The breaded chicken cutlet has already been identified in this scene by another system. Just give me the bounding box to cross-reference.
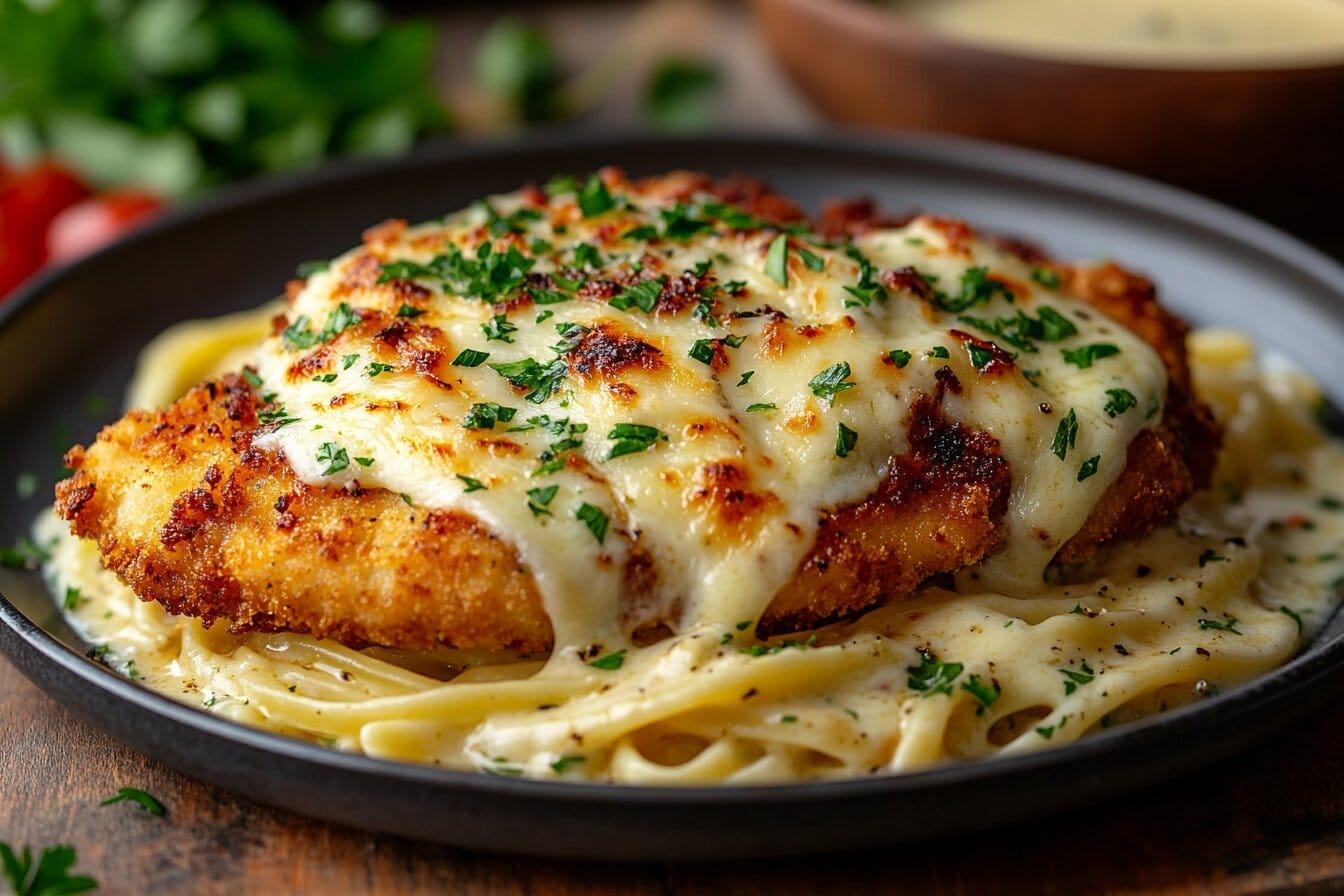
[56,171,1219,653]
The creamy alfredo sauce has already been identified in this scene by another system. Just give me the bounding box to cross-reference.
[247,177,1161,653]
[896,0,1344,68]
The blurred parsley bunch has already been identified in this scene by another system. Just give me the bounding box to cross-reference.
[0,0,449,197]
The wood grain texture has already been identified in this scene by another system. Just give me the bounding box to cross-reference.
[4,655,1344,895]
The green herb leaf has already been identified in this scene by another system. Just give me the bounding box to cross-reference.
[100,787,165,817]
[1062,343,1121,369]
[609,277,666,313]
[549,754,587,774]
[936,266,1013,312]
[1198,615,1242,635]
[457,474,487,493]
[396,304,424,319]
[643,58,721,130]
[960,674,1000,714]
[577,174,616,217]
[887,349,911,369]
[482,313,518,343]
[575,503,609,544]
[607,423,665,459]
[746,403,777,412]
[526,484,559,516]
[316,442,349,476]
[808,362,856,404]
[1031,267,1062,289]
[1059,662,1094,695]
[798,247,826,271]
[907,649,964,697]
[1077,455,1101,481]
[588,649,626,670]
[296,259,329,278]
[764,234,789,287]
[1051,408,1078,460]
[0,842,97,896]
[737,370,755,386]
[1104,388,1138,417]
[489,357,567,403]
[835,422,858,458]
[462,402,519,430]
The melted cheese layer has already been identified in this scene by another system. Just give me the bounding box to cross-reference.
[244,180,1164,650]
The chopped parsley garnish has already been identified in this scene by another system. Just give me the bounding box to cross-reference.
[966,343,996,370]
[658,204,714,240]
[622,224,658,241]
[282,302,361,351]
[572,243,603,269]
[396,303,425,319]
[1318,495,1343,512]
[62,588,83,611]
[366,362,396,377]
[1036,725,1055,740]
[550,755,587,774]
[482,313,518,343]
[0,842,97,895]
[1199,549,1228,567]
[577,174,617,217]
[457,474,487,493]
[808,362,856,404]
[526,484,559,516]
[928,345,950,359]
[588,649,626,670]
[342,354,360,370]
[936,266,1013,312]
[907,650,964,697]
[482,203,543,237]
[746,403,777,412]
[738,370,755,386]
[242,368,264,387]
[798,247,826,271]
[575,503,609,544]
[462,402,518,430]
[607,423,665,459]
[311,373,337,383]
[1062,343,1121,369]
[1031,267,1062,289]
[688,335,745,366]
[835,422,858,458]
[451,349,490,368]
[354,457,375,467]
[1051,408,1078,460]
[489,357,567,403]
[379,242,535,303]
[841,246,886,307]
[316,442,349,476]
[1104,388,1138,417]
[101,787,165,816]
[1059,662,1094,695]
[296,259,329,278]
[530,287,572,306]
[1281,606,1305,633]
[1198,615,1242,635]
[1077,455,1101,481]
[888,349,911,368]
[764,234,790,286]
[960,674,1000,714]
[609,277,666,313]
[958,306,1076,352]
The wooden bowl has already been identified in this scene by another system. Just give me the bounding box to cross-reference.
[750,0,1344,212]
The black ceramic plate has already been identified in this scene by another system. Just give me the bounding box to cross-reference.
[2,133,1343,861]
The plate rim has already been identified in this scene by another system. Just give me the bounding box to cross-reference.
[3,127,1343,840]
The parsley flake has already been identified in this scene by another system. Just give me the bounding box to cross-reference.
[808,362,856,404]
[588,649,626,670]
[100,787,166,817]
[1059,662,1095,695]
[1052,408,1078,460]
[888,349,911,368]
[835,422,858,458]
[451,349,490,368]
[457,475,487,493]
[1062,343,1121,369]
[1198,615,1242,635]
[1077,455,1101,481]
[607,423,665,459]
[316,442,349,476]
[960,674,1000,714]
[575,503,609,544]
[526,484,559,516]
[906,649,963,697]
[764,234,789,287]
[1104,388,1138,417]
[462,402,518,430]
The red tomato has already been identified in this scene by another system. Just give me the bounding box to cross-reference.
[46,191,164,265]
[1,160,89,299]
